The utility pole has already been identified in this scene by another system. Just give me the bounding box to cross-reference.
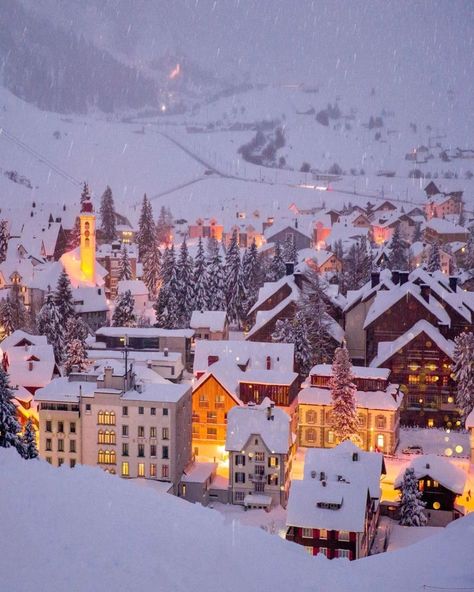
[121,334,129,392]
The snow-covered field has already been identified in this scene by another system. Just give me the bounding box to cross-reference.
[398,427,470,459]
[2,448,474,592]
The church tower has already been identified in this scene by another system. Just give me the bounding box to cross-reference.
[79,199,96,283]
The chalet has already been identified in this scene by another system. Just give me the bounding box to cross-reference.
[72,287,108,332]
[238,369,299,407]
[188,218,223,242]
[286,442,384,559]
[190,311,229,341]
[425,194,463,220]
[264,219,313,251]
[394,455,466,525]
[373,200,397,214]
[298,248,342,274]
[226,399,294,508]
[370,214,397,245]
[313,214,333,247]
[223,222,263,248]
[370,320,457,427]
[96,242,138,299]
[298,365,402,454]
[424,218,469,245]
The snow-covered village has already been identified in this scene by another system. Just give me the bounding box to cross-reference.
[1,2,474,591]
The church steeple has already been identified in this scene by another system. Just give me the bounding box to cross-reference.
[79,199,96,282]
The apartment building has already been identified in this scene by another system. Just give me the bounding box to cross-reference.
[35,360,192,492]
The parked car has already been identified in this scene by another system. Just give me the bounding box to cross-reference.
[402,445,423,455]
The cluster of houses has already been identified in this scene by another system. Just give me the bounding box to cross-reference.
[1,179,474,561]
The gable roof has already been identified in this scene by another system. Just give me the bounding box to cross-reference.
[394,455,466,495]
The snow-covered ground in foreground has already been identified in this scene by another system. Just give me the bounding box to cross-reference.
[2,449,474,592]
[386,520,444,552]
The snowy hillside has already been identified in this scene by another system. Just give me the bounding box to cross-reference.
[1,449,473,592]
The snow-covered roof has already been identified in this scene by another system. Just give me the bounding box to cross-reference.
[35,377,96,403]
[226,398,292,454]
[190,310,228,332]
[193,361,243,399]
[122,382,190,403]
[303,441,385,500]
[193,340,294,374]
[286,478,369,532]
[60,248,107,288]
[364,283,451,329]
[370,320,455,367]
[263,218,313,240]
[425,218,468,235]
[72,287,108,313]
[394,455,466,495]
[0,330,47,350]
[309,364,390,381]
[181,462,217,483]
[248,275,296,316]
[96,326,194,339]
[298,385,402,411]
[5,344,57,388]
[343,268,395,312]
[117,279,149,297]
[238,369,299,385]
[86,348,183,364]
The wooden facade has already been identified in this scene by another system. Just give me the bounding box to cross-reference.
[310,374,388,392]
[239,378,299,406]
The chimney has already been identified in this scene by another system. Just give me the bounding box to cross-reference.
[391,270,400,285]
[267,405,273,421]
[399,271,409,285]
[285,262,295,276]
[164,347,169,357]
[103,366,113,388]
[420,283,431,302]
[28,361,33,371]
[352,452,359,462]
[266,356,271,370]
[371,271,380,288]
[98,288,102,295]
[449,276,458,293]
[322,480,327,487]
[311,470,317,479]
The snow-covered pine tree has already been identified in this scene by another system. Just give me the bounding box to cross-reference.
[0,367,21,449]
[293,311,312,376]
[224,230,242,325]
[329,343,361,445]
[65,316,89,343]
[154,245,175,324]
[239,240,260,321]
[0,297,15,336]
[64,338,88,374]
[157,266,181,329]
[80,182,91,204]
[464,226,474,275]
[272,318,295,344]
[207,246,227,312]
[176,238,195,326]
[99,185,116,242]
[344,237,372,290]
[142,233,161,299]
[283,234,298,265]
[399,467,427,526]
[413,221,423,243]
[118,244,132,281]
[267,241,286,282]
[20,418,39,459]
[54,269,75,326]
[0,219,9,264]
[206,235,220,259]
[112,290,136,327]
[427,240,441,273]
[67,216,81,251]
[137,194,155,259]
[193,237,209,312]
[298,270,335,364]
[453,331,474,420]
[37,293,65,364]
[9,285,28,332]
[388,225,408,271]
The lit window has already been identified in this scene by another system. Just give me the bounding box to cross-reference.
[327,431,335,444]
[306,410,317,424]
[268,456,278,468]
[302,528,313,538]
[255,452,265,462]
[338,531,350,541]
[150,464,157,478]
[319,529,328,540]
[161,465,169,479]
[138,463,145,477]
[306,428,316,443]
[121,462,129,477]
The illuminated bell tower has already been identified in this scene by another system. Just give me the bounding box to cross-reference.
[80,199,96,283]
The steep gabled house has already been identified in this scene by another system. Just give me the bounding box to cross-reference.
[190,311,229,341]
[424,218,469,245]
[264,219,313,251]
[286,442,385,559]
[226,399,294,508]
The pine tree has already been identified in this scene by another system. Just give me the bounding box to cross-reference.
[0,297,15,336]
[64,338,88,374]
[142,234,161,299]
[112,290,136,327]
[399,468,427,526]
[37,293,65,364]
[388,226,409,271]
[55,269,75,326]
[298,270,335,364]
[224,230,242,325]
[20,418,39,459]
[272,318,294,344]
[80,182,91,204]
[193,238,209,312]
[293,311,312,375]
[137,194,155,259]
[0,219,9,264]
[65,316,89,343]
[99,185,116,242]
[118,245,132,281]
[154,245,176,324]
[207,247,227,311]
[239,240,260,321]
[413,221,423,243]
[267,241,286,282]
[464,226,474,275]
[156,205,173,245]
[67,216,81,251]
[283,234,298,265]
[176,238,195,326]
[0,367,21,450]
[344,237,372,290]
[9,286,28,332]
[330,343,361,445]
[427,240,441,273]
[453,332,474,420]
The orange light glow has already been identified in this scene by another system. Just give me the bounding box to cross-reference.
[169,63,181,80]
